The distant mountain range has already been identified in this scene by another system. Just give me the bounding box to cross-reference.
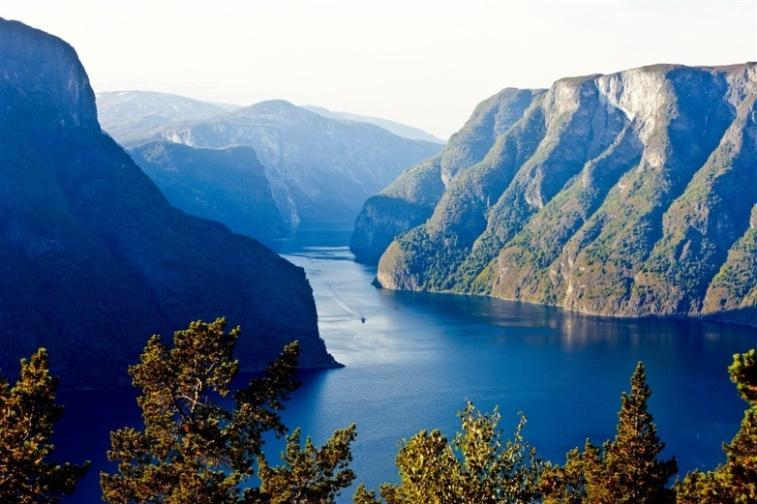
[96,91,238,144]
[353,63,757,326]
[302,105,445,144]
[97,91,443,237]
[0,18,337,388]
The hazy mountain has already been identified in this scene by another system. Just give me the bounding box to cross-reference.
[0,18,336,388]
[129,141,287,239]
[354,63,757,326]
[97,93,443,231]
[96,90,238,144]
[303,105,445,143]
[155,100,444,228]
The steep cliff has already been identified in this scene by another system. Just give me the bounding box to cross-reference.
[367,63,757,325]
[129,141,287,239]
[351,88,538,262]
[0,19,336,388]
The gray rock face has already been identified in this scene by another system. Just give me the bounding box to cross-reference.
[129,141,287,239]
[365,63,757,326]
[97,93,443,232]
[0,19,337,389]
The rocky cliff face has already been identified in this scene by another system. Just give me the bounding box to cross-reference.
[0,19,336,388]
[350,88,538,262]
[362,63,757,325]
[129,141,287,239]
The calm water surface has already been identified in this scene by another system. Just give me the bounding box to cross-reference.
[57,227,757,502]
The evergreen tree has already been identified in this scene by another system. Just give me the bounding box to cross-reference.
[677,349,757,503]
[542,362,677,504]
[602,362,677,503]
[354,402,544,503]
[100,318,356,504]
[0,349,89,503]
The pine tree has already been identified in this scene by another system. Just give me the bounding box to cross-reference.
[0,348,89,503]
[677,349,757,503]
[601,362,677,503]
[542,362,676,504]
[100,318,356,503]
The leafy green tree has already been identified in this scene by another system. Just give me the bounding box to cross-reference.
[540,441,599,504]
[0,348,89,503]
[257,425,357,503]
[354,402,544,503]
[542,362,677,503]
[101,318,355,504]
[677,349,757,503]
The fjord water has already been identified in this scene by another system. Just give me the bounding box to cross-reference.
[57,226,756,502]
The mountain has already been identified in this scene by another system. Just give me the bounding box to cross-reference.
[354,63,757,326]
[96,90,238,144]
[303,105,445,144]
[97,93,443,231]
[129,141,287,239]
[350,88,537,263]
[0,18,337,388]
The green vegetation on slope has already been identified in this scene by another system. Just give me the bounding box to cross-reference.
[351,88,539,263]
[369,63,757,326]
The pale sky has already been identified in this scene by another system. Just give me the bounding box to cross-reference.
[3,0,756,138]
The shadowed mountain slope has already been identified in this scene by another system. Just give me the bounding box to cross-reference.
[0,18,337,388]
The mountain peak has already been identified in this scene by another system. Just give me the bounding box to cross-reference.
[243,99,301,114]
[0,18,98,131]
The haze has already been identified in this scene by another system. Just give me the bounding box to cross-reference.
[3,0,756,138]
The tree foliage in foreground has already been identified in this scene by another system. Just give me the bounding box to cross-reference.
[3,320,754,504]
[676,349,757,503]
[0,348,89,503]
[541,362,677,503]
[100,317,356,504]
[353,402,545,504]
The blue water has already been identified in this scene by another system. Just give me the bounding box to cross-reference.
[56,227,756,502]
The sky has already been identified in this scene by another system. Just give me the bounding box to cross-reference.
[3,0,756,139]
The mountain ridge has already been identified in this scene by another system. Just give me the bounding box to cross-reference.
[353,62,757,326]
[97,92,443,232]
[303,104,445,144]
